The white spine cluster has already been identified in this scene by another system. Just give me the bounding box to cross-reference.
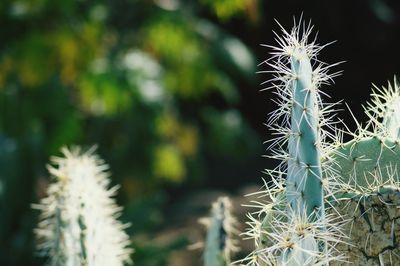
[365,77,400,139]
[34,147,132,266]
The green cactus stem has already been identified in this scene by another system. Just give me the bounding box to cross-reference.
[241,19,344,266]
[325,80,400,265]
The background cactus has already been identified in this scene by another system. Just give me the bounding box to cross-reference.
[200,197,238,266]
[33,147,132,266]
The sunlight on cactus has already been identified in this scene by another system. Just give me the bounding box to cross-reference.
[33,147,133,266]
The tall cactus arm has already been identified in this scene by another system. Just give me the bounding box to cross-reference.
[287,43,324,218]
[201,197,238,266]
[239,19,344,266]
[262,19,340,220]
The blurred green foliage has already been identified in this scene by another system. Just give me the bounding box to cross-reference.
[0,0,260,265]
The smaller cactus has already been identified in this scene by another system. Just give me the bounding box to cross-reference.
[200,197,239,266]
[33,146,132,266]
[365,77,400,139]
[328,78,400,190]
[326,79,400,265]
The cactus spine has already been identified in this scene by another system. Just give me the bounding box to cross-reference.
[33,147,132,266]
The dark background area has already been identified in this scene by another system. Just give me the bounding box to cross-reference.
[0,0,399,265]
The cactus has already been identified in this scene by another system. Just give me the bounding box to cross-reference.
[284,21,324,218]
[366,77,400,139]
[241,20,344,265]
[328,78,400,190]
[329,136,400,189]
[243,56,400,265]
[329,185,400,265]
[33,147,132,266]
[241,19,400,266]
[325,79,400,265]
[200,197,239,266]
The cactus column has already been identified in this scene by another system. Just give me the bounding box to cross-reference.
[327,79,400,265]
[201,197,238,266]
[286,45,324,220]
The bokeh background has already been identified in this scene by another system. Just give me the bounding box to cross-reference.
[1,0,400,265]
